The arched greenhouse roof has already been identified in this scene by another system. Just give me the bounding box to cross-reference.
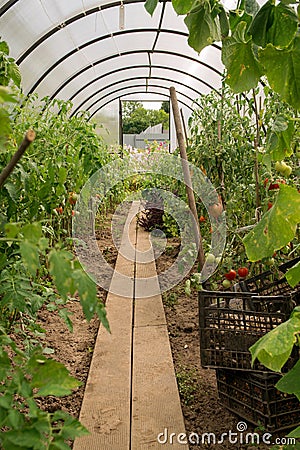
[0,0,227,116]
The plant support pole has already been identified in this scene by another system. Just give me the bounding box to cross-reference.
[170,86,205,271]
[0,129,36,188]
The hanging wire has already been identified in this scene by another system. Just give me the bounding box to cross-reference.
[98,6,121,56]
[39,0,56,25]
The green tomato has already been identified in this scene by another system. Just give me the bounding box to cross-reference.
[205,253,215,264]
[222,279,231,289]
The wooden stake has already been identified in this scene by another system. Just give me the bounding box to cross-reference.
[169,86,205,271]
[0,130,36,188]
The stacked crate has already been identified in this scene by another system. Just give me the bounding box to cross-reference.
[198,258,300,431]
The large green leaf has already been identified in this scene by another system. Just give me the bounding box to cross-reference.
[72,269,98,322]
[244,184,300,261]
[260,35,300,110]
[287,426,300,439]
[250,307,300,372]
[264,115,295,162]
[222,22,262,92]
[172,0,194,15]
[2,429,42,448]
[275,359,300,400]
[286,261,300,288]
[48,250,74,300]
[20,241,40,277]
[28,355,81,397]
[144,0,158,16]
[184,1,221,54]
[250,1,298,48]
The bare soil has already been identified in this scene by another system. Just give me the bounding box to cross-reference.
[36,218,297,450]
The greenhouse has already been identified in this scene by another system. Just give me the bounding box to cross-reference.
[0,0,300,449]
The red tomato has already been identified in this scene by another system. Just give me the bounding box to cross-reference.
[225,269,237,281]
[268,183,280,190]
[199,215,206,222]
[238,267,249,278]
[55,206,63,214]
[267,202,273,210]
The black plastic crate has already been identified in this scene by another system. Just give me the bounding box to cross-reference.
[216,368,300,432]
[198,289,298,371]
[238,257,300,303]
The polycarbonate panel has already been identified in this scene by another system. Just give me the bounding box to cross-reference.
[58,52,151,101]
[0,0,227,114]
[93,99,119,147]
[71,67,152,113]
[82,78,148,112]
[89,86,193,117]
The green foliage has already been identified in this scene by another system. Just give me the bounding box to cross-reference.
[184,1,221,54]
[0,336,89,449]
[222,22,262,92]
[0,47,114,448]
[244,185,300,260]
[250,307,300,372]
[0,39,21,88]
[122,101,169,134]
[144,0,300,108]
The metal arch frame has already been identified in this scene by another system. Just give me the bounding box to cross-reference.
[97,90,171,115]
[0,0,159,19]
[4,0,221,66]
[43,48,222,102]
[69,64,219,106]
[86,84,197,119]
[27,30,223,96]
[71,75,203,117]
[89,90,192,121]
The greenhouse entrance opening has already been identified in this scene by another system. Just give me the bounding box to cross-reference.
[121,99,170,152]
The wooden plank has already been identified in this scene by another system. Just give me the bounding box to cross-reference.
[73,203,138,450]
[131,324,188,449]
[131,226,188,449]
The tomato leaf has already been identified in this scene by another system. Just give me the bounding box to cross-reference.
[48,249,74,300]
[244,185,300,261]
[28,355,81,397]
[184,1,221,54]
[19,241,40,277]
[249,307,300,372]
[222,22,262,93]
[259,35,300,110]
[72,269,98,322]
[250,1,298,48]
[172,0,194,15]
[264,115,295,162]
[275,359,300,400]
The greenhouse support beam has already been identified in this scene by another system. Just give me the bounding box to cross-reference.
[170,86,205,271]
[0,130,35,189]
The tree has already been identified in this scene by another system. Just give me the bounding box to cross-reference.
[122,101,143,119]
[161,101,170,114]
[122,103,169,134]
